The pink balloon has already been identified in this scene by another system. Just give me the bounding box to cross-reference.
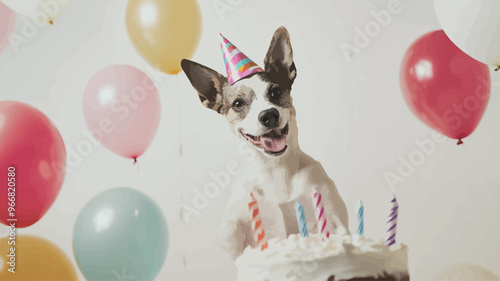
[0,2,16,54]
[83,65,161,161]
[0,101,66,227]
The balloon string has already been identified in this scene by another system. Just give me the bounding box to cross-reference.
[133,158,141,172]
[457,139,464,145]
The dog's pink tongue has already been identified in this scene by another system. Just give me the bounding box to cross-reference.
[261,134,286,152]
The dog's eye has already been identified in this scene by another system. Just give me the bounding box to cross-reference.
[232,99,245,111]
[270,87,281,98]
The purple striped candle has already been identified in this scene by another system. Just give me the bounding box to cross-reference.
[385,196,398,247]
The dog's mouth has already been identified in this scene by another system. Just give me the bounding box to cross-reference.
[240,124,289,156]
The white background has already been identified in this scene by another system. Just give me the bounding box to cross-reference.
[1,0,500,280]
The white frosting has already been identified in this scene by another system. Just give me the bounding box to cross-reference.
[235,234,408,281]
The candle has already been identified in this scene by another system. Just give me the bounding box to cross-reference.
[385,196,398,247]
[356,200,364,235]
[248,192,268,251]
[295,201,308,237]
[311,187,334,238]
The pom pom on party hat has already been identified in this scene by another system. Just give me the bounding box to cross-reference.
[220,33,264,85]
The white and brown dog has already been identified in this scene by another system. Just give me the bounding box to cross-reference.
[181,27,349,259]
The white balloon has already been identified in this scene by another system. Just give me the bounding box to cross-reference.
[436,264,500,281]
[1,0,71,24]
[434,0,500,66]
[1,0,38,18]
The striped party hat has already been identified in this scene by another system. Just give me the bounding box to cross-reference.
[220,33,264,85]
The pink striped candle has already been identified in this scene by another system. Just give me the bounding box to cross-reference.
[311,187,334,238]
[248,192,268,251]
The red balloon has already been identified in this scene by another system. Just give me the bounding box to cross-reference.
[0,101,66,227]
[400,30,491,144]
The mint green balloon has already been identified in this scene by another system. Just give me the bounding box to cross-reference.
[73,187,168,281]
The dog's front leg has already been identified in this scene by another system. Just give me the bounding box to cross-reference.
[316,182,350,235]
[218,214,253,260]
[279,201,300,236]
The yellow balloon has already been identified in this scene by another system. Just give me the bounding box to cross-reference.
[0,235,78,280]
[126,0,202,75]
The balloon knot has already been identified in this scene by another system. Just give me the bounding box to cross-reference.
[133,157,138,165]
[495,66,500,71]
[457,139,464,145]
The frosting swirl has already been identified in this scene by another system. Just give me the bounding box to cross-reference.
[236,234,409,281]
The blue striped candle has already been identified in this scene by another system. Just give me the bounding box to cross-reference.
[356,200,364,235]
[295,201,308,237]
[385,196,398,247]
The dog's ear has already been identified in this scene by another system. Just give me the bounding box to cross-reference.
[264,26,297,85]
[181,59,228,113]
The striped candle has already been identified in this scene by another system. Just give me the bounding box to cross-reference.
[311,188,334,238]
[356,200,364,235]
[248,192,268,251]
[295,201,308,237]
[385,196,398,247]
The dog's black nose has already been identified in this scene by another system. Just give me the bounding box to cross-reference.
[259,108,280,128]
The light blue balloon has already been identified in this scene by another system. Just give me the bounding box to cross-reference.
[73,187,168,281]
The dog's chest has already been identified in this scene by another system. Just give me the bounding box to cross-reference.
[247,167,318,238]
[250,165,309,204]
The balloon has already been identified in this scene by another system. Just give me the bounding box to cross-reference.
[73,187,168,281]
[436,264,500,281]
[434,0,500,67]
[0,1,16,54]
[1,0,71,25]
[400,30,491,144]
[0,235,78,280]
[0,101,66,227]
[125,0,202,74]
[82,64,161,161]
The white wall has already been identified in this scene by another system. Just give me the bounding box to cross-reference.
[1,0,499,280]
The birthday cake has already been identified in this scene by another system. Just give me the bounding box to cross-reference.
[236,196,409,281]
[235,234,409,281]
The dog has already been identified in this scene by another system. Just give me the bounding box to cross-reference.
[181,26,349,259]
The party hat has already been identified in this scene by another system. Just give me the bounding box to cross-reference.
[220,33,264,85]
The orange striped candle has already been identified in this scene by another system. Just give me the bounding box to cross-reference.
[248,192,268,251]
